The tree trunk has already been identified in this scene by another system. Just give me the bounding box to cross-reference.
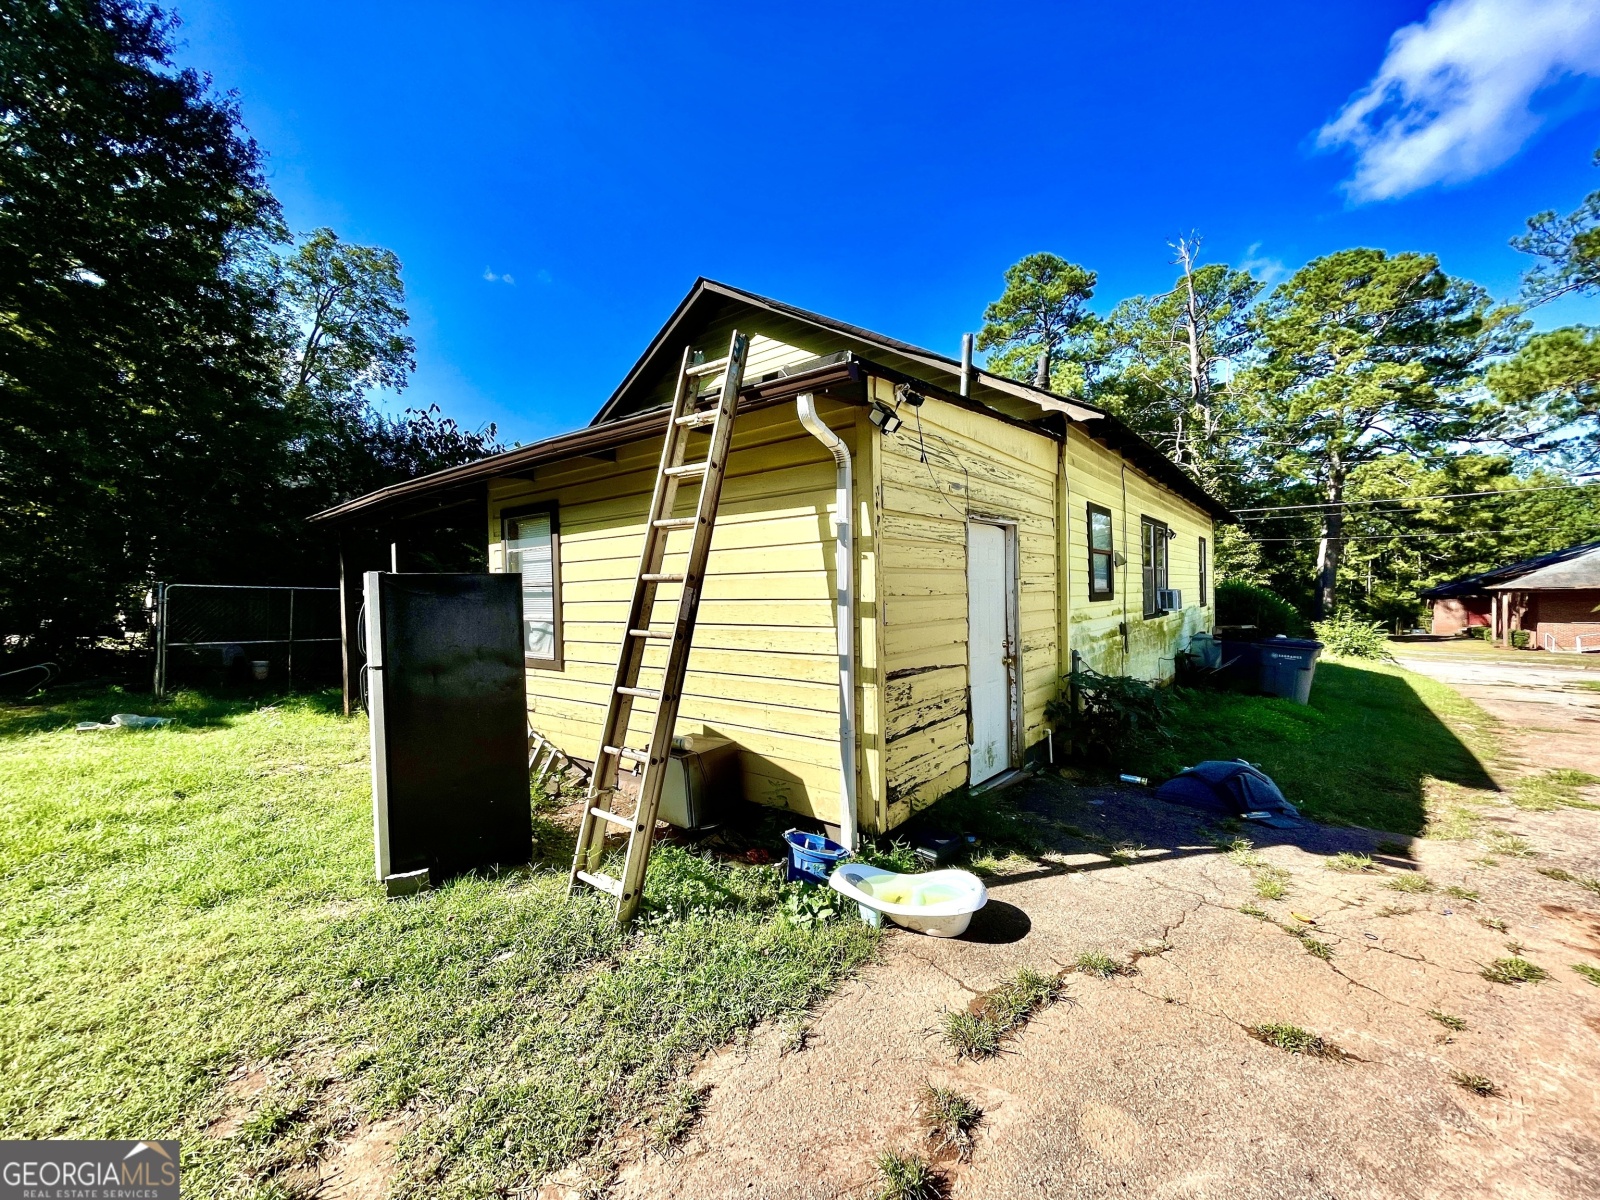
[1314,469,1345,619]
[1176,237,1208,465]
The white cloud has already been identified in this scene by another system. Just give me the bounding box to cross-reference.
[1238,243,1288,284]
[482,267,515,284]
[1317,0,1600,202]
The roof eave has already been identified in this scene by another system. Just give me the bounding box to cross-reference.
[310,358,865,527]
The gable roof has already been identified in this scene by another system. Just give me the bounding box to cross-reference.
[311,279,1232,527]
[592,277,1105,427]
[1421,541,1600,598]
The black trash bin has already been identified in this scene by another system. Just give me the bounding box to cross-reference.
[1215,638,1260,688]
[1257,636,1322,704]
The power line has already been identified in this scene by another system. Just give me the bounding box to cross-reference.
[1233,478,1600,516]
[1247,525,1600,544]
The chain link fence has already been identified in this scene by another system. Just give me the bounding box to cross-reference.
[153,583,342,697]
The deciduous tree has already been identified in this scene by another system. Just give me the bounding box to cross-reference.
[0,0,285,650]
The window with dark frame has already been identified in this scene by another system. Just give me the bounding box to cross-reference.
[502,504,563,670]
[1087,503,1114,600]
[1198,535,1208,607]
[1141,516,1170,618]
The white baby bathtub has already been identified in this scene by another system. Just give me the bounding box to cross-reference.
[827,863,988,937]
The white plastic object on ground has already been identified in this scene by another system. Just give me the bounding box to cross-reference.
[828,863,988,937]
[75,713,173,732]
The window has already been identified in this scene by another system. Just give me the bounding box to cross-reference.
[503,504,562,669]
[1087,503,1115,601]
[1198,536,1208,607]
[1141,517,1170,618]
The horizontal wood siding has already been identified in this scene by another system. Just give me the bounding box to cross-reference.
[489,400,858,823]
[872,380,1062,827]
[1063,424,1215,681]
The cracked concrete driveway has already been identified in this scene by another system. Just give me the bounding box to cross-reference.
[609,669,1600,1200]
[1391,640,1600,778]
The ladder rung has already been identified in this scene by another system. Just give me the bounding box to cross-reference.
[685,356,729,377]
[653,516,698,529]
[603,744,651,764]
[628,628,672,640]
[674,410,718,428]
[663,461,709,479]
[576,870,623,898]
[641,572,684,583]
[616,685,660,699]
[589,806,634,829]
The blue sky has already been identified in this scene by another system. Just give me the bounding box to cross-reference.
[175,0,1600,445]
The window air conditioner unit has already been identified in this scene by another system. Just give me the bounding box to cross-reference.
[1157,588,1183,612]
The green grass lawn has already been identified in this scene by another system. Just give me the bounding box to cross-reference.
[0,688,876,1198]
[1144,660,1500,834]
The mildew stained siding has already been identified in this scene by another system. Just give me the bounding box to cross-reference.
[1063,424,1214,680]
[487,384,1213,836]
[872,378,1062,823]
[488,399,869,828]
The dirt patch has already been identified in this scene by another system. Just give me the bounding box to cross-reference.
[204,1067,267,1139]
[316,1116,408,1200]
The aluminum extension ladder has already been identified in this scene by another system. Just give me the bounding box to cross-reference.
[567,330,750,922]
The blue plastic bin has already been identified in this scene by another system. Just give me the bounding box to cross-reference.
[783,828,848,884]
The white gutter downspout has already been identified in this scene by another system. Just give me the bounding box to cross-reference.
[797,393,858,852]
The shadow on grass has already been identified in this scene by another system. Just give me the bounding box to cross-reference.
[0,684,348,739]
[1141,661,1497,836]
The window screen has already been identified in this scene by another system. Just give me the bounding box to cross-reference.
[1141,517,1170,617]
[1087,504,1114,600]
[503,507,561,668]
[1198,536,1208,607]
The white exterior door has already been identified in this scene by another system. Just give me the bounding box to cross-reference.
[967,521,1014,785]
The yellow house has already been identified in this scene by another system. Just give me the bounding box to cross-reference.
[315,280,1229,837]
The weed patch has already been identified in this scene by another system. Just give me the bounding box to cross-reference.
[1537,866,1600,895]
[869,1149,942,1200]
[940,968,1059,1059]
[1483,830,1535,858]
[1226,838,1264,868]
[1573,964,1600,986]
[1510,769,1600,812]
[1248,1023,1343,1059]
[1478,917,1509,932]
[1443,886,1479,901]
[1451,1071,1498,1096]
[1384,874,1435,894]
[1427,1010,1467,1031]
[1073,951,1131,979]
[1481,957,1550,985]
[918,1086,981,1162]
[1327,852,1375,872]
[1253,869,1290,900]
[1294,933,1334,960]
